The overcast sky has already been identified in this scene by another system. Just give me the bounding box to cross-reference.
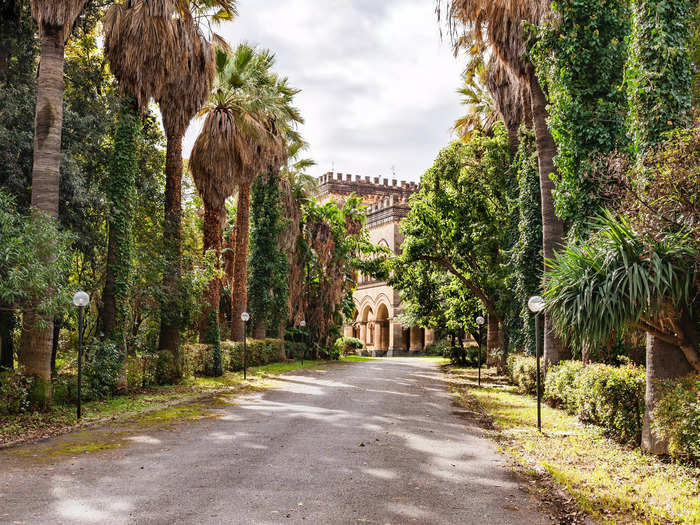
[182,0,465,183]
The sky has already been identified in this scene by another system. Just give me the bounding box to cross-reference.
[182,0,465,184]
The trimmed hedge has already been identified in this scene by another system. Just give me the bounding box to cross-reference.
[653,373,700,461]
[507,354,542,395]
[544,360,645,444]
[182,339,283,377]
[336,336,364,356]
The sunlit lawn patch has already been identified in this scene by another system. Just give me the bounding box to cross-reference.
[447,366,700,525]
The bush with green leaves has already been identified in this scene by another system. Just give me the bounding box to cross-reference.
[653,373,700,461]
[544,360,585,410]
[336,336,363,356]
[83,340,122,400]
[574,363,646,444]
[509,355,541,395]
[0,369,32,415]
[424,340,450,357]
[182,339,284,377]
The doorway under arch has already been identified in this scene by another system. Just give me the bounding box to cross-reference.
[376,303,390,351]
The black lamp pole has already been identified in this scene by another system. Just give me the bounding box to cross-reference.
[535,312,542,432]
[77,305,84,420]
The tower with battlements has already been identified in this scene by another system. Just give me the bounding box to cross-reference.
[316,172,435,356]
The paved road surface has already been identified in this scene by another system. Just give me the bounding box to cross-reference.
[1,359,550,524]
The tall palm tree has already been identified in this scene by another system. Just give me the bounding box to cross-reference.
[191,44,302,342]
[19,0,89,408]
[437,0,567,365]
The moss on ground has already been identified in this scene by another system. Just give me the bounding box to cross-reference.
[446,365,700,525]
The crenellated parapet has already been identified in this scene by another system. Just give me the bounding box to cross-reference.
[365,194,411,227]
[317,171,418,206]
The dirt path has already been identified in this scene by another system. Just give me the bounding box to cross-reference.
[0,359,551,524]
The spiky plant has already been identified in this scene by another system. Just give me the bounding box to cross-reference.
[546,212,698,371]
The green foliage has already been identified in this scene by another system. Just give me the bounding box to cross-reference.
[105,99,139,346]
[248,174,289,334]
[574,363,646,444]
[395,127,517,348]
[653,373,700,461]
[182,339,283,377]
[507,355,541,395]
[84,340,122,400]
[510,127,542,355]
[544,360,586,409]
[545,212,696,351]
[424,340,451,357]
[626,0,694,154]
[0,369,32,415]
[0,191,74,320]
[205,310,223,377]
[336,336,363,356]
[531,0,629,232]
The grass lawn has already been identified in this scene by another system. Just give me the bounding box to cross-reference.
[446,365,700,525]
[1,358,344,447]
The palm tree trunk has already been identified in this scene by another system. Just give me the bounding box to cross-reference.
[199,206,223,342]
[20,25,66,408]
[158,131,183,378]
[0,306,15,371]
[528,72,568,368]
[230,182,251,342]
[642,333,693,454]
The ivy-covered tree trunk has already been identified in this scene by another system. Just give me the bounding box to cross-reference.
[514,127,542,356]
[198,206,223,343]
[230,182,252,342]
[248,174,287,341]
[157,131,183,379]
[0,306,15,371]
[627,0,693,154]
[528,72,568,368]
[102,100,138,383]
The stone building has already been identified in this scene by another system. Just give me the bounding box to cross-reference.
[317,172,436,356]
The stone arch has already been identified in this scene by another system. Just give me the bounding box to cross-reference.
[375,303,390,351]
[373,293,393,319]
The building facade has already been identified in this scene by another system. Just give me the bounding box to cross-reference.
[317,172,435,356]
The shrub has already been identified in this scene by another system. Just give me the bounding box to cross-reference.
[574,363,645,444]
[544,360,584,411]
[510,355,541,395]
[337,336,363,356]
[653,373,700,461]
[424,340,450,356]
[0,369,32,415]
[83,340,122,400]
[224,339,282,371]
[284,341,307,360]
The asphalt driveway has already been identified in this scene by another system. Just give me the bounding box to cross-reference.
[0,358,550,524]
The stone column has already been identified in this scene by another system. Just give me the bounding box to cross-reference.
[359,323,367,346]
[409,327,424,352]
[375,323,383,350]
[424,329,436,347]
[343,325,354,338]
[388,322,405,355]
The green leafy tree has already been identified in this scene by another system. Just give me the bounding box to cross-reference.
[398,127,516,358]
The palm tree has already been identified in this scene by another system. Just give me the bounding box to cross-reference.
[19,0,89,408]
[437,0,567,366]
[191,44,302,342]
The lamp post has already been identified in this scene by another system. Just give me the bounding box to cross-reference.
[299,320,306,365]
[528,295,546,432]
[72,291,90,420]
[241,312,250,379]
[475,316,485,386]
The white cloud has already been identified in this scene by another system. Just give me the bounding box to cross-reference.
[183,0,464,183]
